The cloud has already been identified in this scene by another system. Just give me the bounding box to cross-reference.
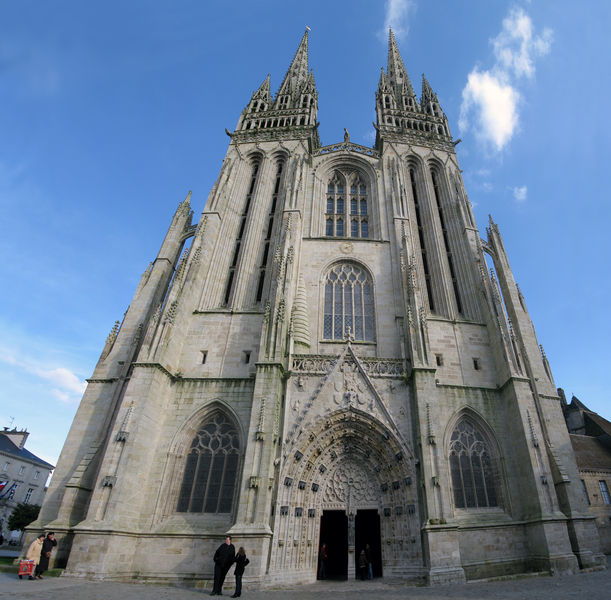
[383,0,416,39]
[512,185,528,202]
[459,69,520,152]
[493,8,553,79]
[459,7,552,152]
[0,347,86,403]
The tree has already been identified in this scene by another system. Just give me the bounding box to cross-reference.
[7,503,40,532]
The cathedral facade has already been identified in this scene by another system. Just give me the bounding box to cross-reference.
[32,31,604,586]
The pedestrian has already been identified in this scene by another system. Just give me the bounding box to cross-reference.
[231,546,249,598]
[35,532,57,579]
[365,543,373,579]
[358,549,367,580]
[211,535,235,596]
[318,543,327,580]
[25,533,45,580]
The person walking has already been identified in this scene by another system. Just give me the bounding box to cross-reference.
[25,534,45,580]
[231,546,249,598]
[211,535,235,596]
[35,532,57,579]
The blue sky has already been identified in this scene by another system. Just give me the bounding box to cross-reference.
[1,1,610,467]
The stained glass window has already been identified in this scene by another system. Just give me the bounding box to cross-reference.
[323,263,375,341]
[177,413,240,513]
[325,171,369,238]
[449,419,498,509]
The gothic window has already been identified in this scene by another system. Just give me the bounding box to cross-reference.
[449,418,499,509]
[323,262,375,341]
[176,413,240,514]
[325,171,369,238]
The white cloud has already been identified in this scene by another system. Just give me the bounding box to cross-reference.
[0,348,86,403]
[383,0,416,39]
[513,185,528,202]
[459,69,520,152]
[493,8,553,79]
[459,7,552,152]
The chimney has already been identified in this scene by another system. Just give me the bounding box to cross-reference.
[2,427,29,449]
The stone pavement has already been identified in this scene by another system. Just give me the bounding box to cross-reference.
[0,560,609,600]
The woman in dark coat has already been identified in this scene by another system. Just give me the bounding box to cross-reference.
[231,546,249,598]
[35,532,57,579]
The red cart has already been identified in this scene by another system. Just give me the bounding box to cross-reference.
[18,559,35,579]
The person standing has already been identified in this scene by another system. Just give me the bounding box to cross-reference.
[25,534,45,580]
[35,532,57,579]
[358,549,367,580]
[211,535,235,596]
[231,546,249,598]
[317,543,327,580]
[365,543,373,580]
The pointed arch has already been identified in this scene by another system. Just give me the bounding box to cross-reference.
[321,260,375,342]
[445,409,504,511]
[173,403,243,514]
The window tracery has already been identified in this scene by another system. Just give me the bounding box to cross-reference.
[323,262,375,342]
[449,418,498,509]
[325,170,369,239]
[176,413,240,514]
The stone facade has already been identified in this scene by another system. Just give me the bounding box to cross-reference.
[28,30,605,586]
[1,428,54,542]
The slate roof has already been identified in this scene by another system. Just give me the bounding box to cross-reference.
[0,433,54,470]
[570,434,611,472]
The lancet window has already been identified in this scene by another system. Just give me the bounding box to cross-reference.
[176,413,240,514]
[224,160,259,306]
[325,170,369,239]
[323,262,375,342]
[449,418,499,509]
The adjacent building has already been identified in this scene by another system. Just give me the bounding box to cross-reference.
[30,31,605,586]
[1,428,54,542]
[561,391,611,552]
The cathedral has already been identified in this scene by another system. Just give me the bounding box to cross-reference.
[31,30,605,586]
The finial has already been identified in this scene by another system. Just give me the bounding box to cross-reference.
[343,128,350,143]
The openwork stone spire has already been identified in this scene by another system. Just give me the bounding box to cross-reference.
[375,29,453,149]
[387,29,416,99]
[276,29,310,98]
[232,29,319,145]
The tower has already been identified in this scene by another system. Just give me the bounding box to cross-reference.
[31,30,604,586]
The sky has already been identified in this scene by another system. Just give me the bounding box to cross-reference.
[1,0,610,468]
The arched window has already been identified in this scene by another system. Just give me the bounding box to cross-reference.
[323,262,375,342]
[325,170,369,239]
[449,418,499,509]
[176,413,240,514]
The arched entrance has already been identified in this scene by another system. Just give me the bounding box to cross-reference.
[271,407,420,582]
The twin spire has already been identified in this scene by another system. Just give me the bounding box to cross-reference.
[235,28,449,144]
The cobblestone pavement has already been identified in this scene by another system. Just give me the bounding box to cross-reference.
[1,561,609,600]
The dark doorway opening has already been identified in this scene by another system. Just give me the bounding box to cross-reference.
[355,509,382,579]
[318,510,348,580]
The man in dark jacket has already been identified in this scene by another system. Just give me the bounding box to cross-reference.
[211,535,235,595]
[35,532,57,579]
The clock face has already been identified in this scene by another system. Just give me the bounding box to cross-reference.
[340,242,354,254]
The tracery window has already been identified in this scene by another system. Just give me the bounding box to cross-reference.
[325,170,369,238]
[323,262,375,342]
[449,418,498,509]
[177,413,240,514]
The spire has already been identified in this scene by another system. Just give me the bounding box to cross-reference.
[421,74,438,104]
[387,29,415,97]
[276,29,310,97]
[252,74,271,103]
[421,74,443,116]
